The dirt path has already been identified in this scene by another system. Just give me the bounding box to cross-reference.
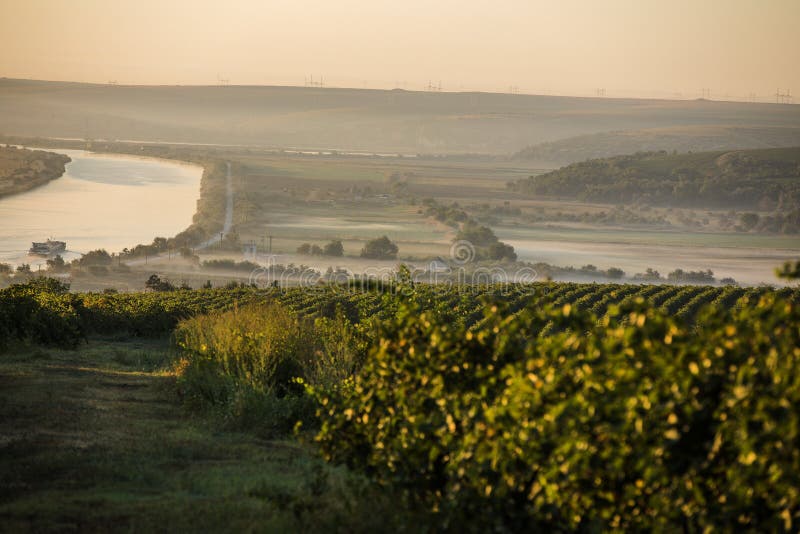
[0,339,353,533]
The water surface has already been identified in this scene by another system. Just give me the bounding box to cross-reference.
[0,148,201,268]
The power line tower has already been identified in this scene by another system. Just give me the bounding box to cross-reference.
[305,75,325,87]
[700,88,711,99]
[595,88,606,97]
[775,89,793,104]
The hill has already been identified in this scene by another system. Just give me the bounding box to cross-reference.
[1,79,799,155]
[514,125,800,166]
[509,147,800,230]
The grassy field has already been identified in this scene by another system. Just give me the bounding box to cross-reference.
[0,339,392,532]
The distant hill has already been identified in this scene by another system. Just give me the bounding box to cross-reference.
[514,126,800,166]
[509,147,800,219]
[1,78,799,155]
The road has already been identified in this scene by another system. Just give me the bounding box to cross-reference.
[197,161,234,250]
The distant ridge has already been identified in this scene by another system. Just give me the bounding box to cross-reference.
[2,78,799,156]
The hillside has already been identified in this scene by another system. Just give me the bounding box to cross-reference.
[1,79,800,155]
[514,125,800,166]
[509,147,800,229]
[0,145,70,198]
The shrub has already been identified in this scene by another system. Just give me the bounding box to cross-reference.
[0,278,84,349]
[173,302,367,435]
[312,295,800,531]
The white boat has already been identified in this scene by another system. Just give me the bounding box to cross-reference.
[29,239,67,256]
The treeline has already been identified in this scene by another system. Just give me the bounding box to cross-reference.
[508,148,800,226]
[421,198,517,261]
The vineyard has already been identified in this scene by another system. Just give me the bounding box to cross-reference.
[2,280,798,348]
[2,278,799,530]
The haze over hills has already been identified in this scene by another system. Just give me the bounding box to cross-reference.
[2,78,799,159]
[514,125,800,166]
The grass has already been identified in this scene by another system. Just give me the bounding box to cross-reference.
[0,338,400,532]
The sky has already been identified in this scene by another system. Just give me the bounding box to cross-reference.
[1,0,798,101]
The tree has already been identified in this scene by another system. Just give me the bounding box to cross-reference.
[152,237,169,250]
[0,263,11,276]
[323,240,344,257]
[740,212,760,231]
[776,260,800,280]
[606,267,625,279]
[487,242,517,261]
[361,236,398,260]
[79,249,112,266]
[145,274,175,292]
[297,243,312,255]
[46,255,66,272]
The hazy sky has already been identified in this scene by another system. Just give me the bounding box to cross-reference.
[1,0,798,100]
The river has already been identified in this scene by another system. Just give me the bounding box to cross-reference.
[0,148,202,269]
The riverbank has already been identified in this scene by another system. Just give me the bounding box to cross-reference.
[0,146,70,199]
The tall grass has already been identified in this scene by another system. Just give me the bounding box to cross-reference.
[173,302,365,435]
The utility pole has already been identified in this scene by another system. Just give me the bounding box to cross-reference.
[269,234,273,254]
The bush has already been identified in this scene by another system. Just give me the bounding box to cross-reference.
[360,236,398,260]
[312,295,800,531]
[0,278,84,349]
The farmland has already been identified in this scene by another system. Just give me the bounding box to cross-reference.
[1,277,799,530]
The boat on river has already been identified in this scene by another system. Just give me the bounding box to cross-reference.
[29,239,67,256]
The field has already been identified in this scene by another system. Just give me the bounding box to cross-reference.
[1,136,797,290]
[1,278,799,531]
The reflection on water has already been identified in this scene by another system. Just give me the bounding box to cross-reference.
[0,148,202,268]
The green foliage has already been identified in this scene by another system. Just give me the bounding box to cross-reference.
[777,260,800,280]
[145,274,175,292]
[312,296,800,531]
[78,249,112,266]
[45,255,66,272]
[509,148,800,217]
[201,259,261,272]
[360,235,398,260]
[173,303,366,435]
[296,240,345,257]
[0,279,84,350]
[456,221,517,261]
[668,268,715,283]
[323,239,344,257]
